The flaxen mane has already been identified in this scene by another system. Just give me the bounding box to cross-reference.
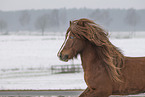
[68,18,124,82]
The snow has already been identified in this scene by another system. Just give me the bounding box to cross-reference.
[0,35,80,70]
[0,34,145,90]
[0,73,86,90]
[111,38,145,57]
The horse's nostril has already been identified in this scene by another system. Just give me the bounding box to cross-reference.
[64,55,68,59]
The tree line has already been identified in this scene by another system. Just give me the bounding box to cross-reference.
[0,8,145,35]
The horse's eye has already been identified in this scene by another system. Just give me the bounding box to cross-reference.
[70,36,74,39]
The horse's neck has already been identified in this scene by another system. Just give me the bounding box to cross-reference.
[80,42,102,71]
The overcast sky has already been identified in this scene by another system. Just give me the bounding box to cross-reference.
[0,0,145,11]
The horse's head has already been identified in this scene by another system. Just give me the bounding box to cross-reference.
[58,18,108,62]
[57,30,85,62]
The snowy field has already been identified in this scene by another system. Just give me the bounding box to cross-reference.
[0,32,145,91]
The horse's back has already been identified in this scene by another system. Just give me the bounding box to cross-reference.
[118,57,145,94]
[124,57,145,80]
[124,57,145,72]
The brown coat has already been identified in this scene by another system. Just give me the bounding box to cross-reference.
[58,18,145,97]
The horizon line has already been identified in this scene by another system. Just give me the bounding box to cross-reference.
[1,7,145,12]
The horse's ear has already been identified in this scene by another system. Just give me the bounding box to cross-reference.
[70,21,72,25]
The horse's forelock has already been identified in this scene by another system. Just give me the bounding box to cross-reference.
[70,19,108,46]
[69,20,87,39]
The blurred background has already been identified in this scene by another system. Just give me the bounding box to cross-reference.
[0,0,145,93]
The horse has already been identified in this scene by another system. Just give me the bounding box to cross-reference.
[57,18,145,97]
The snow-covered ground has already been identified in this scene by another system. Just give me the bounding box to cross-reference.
[0,33,145,90]
[0,73,86,90]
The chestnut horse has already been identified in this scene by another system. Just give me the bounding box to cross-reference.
[57,18,145,97]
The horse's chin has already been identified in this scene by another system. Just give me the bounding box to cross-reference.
[74,53,80,59]
[60,58,69,62]
[62,57,73,62]
[64,59,69,62]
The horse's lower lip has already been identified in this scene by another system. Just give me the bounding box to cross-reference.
[60,58,68,62]
[62,59,68,62]
[64,59,68,62]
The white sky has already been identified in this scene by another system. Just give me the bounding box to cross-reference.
[0,0,145,11]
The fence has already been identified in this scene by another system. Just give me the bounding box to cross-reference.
[51,64,82,74]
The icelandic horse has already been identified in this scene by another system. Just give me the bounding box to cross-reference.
[57,18,145,97]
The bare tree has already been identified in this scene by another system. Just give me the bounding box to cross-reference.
[0,19,7,33]
[101,10,112,27]
[89,9,102,23]
[50,9,59,29]
[35,14,50,35]
[19,11,31,26]
[124,8,140,37]
[89,10,112,30]
[59,9,67,27]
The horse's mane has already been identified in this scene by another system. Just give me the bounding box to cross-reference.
[68,18,124,82]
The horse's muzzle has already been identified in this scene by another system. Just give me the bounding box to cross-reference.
[58,53,69,62]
